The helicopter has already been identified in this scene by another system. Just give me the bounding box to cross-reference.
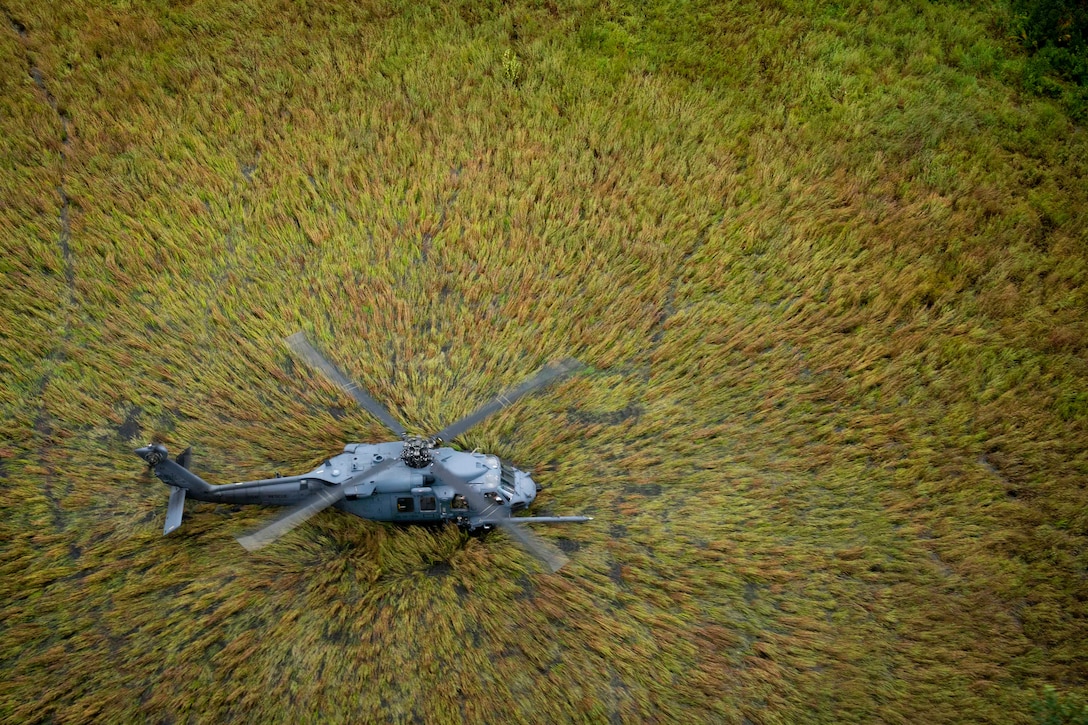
[136,332,592,571]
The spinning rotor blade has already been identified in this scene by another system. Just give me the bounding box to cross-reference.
[430,459,568,572]
[433,358,583,443]
[236,486,346,552]
[430,459,496,514]
[237,456,400,551]
[496,518,568,574]
[285,332,407,438]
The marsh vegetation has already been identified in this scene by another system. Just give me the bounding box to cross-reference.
[1,0,1086,722]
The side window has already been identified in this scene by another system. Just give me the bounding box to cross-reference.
[500,463,516,495]
[420,496,436,512]
[396,497,414,513]
[451,494,468,510]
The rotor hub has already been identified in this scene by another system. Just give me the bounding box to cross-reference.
[400,437,434,469]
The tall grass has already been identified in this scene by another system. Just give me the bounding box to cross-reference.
[1,0,1086,722]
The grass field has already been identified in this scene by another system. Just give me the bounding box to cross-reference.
[1,0,1087,722]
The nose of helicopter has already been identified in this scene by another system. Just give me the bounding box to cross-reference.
[517,469,538,506]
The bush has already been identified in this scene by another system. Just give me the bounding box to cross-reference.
[1013,0,1088,48]
[1033,685,1088,725]
[1009,0,1088,118]
[1011,0,1088,83]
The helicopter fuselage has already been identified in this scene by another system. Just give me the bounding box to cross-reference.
[171,443,537,528]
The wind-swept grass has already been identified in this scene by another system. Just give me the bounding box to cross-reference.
[1,0,1086,722]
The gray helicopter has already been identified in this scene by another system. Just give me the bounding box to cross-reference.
[136,332,591,571]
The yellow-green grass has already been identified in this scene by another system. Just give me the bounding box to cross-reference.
[1,0,1086,722]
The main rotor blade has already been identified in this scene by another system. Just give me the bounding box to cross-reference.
[236,457,400,551]
[430,459,497,514]
[433,358,583,443]
[497,520,568,573]
[430,459,567,572]
[285,332,407,438]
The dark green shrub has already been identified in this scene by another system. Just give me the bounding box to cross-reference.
[1009,0,1088,117]
[1013,0,1088,47]
[1033,685,1088,725]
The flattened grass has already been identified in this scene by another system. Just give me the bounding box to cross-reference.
[1,0,1086,722]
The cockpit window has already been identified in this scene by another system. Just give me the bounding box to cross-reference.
[451,494,468,510]
[500,462,516,495]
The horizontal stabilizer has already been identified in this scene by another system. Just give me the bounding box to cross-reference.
[164,485,186,535]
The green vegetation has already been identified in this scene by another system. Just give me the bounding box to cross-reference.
[1009,0,1088,116]
[1035,686,1088,725]
[1,0,1086,721]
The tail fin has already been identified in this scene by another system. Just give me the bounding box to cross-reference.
[135,444,214,535]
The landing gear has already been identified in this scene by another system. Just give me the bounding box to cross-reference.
[455,517,494,536]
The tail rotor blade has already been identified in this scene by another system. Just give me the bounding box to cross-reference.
[433,358,583,443]
[236,457,400,551]
[285,332,407,438]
